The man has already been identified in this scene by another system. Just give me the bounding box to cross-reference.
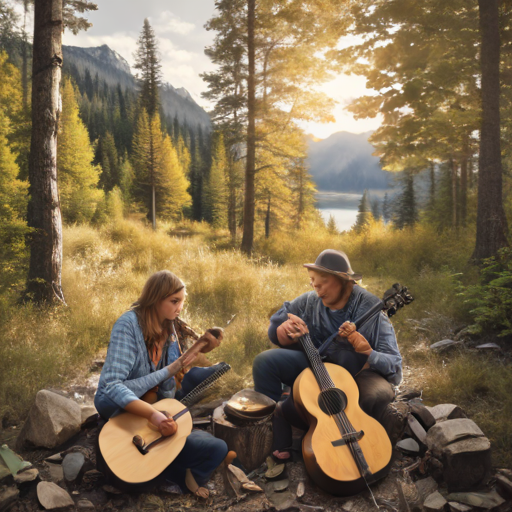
[252,249,407,460]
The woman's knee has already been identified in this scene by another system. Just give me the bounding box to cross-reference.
[253,350,278,379]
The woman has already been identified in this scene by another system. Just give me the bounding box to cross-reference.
[94,270,228,497]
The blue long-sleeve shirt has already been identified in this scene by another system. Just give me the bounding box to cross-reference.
[268,287,402,385]
[96,311,180,408]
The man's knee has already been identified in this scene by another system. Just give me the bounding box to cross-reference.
[253,349,278,379]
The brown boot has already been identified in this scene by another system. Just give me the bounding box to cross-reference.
[380,401,410,446]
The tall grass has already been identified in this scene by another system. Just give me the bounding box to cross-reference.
[0,218,510,466]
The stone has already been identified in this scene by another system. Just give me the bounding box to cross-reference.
[102,484,123,495]
[16,390,82,450]
[0,486,19,511]
[62,452,85,482]
[13,468,39,485]
[495,474,512,498]
[407,414,427,445]
[426,404,467,423]
[442,437,492,492]
[448,503,472,512]
[83,469,103,484]
[80,406,97,426]
[426,419,484,453]
[46,462,64,483]
[37,481,74,509]
[77,498,95,510]
[45,453,63,464]
[424,491,448,512]
[475,343,501,351]
[396,438,420,455]
[415,477,438,501]
[429,339,463,353]
[446,490,505,509]
[410,402,436,431]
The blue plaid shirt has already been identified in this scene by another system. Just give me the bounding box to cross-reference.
[96,311,181,409]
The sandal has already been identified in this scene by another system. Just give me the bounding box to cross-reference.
[185,468,209,499]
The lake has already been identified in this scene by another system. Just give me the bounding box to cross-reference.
[316,191,362,232]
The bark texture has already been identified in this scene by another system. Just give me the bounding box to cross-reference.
[26,0,65,304]
[472,0,509,261]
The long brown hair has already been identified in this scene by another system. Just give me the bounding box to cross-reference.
[131,270,185,351]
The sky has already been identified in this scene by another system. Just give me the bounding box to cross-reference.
[57,0,381,139]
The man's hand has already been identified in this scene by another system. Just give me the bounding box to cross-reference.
[338,321,372,356]
[285,313,309,338]
[150,411,178,437]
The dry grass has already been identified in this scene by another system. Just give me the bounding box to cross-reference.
[0,218,510,467]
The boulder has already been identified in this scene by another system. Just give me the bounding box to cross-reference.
[442,437,492,492]
[37,481,74,509]
[0,486,19,510]
[426,419,484,453]
[13,468,39,485]
[410,402,436,431]
[16,390,81,450]
[446,490,505,509]
[424,491,448,512]
[429,339,463,353]
[426,404,466,423]
[62,452,85,483]
[80,405,97,426]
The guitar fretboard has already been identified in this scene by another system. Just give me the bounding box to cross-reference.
[179,362,231,407]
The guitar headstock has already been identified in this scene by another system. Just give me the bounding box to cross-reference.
[382,283,414,318]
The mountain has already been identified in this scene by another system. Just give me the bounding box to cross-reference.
[306,131,393,193]
[62,44,211,132]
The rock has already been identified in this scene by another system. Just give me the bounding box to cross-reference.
[62,452,85,483]
[16,390,82,450]
[407,414,427,445]
[475,343,501,351]
[0,445,32,475]
[426,404,467,423]
[426,419,484,452]
[45,453,63,464]
[80,406,97,426]
[0,486,19,510]
[415,477,438,501]
[442,437,492,492]
[448,503,472,512]
[102,484,123,495]
[396,438,420,455]
[46,462,64,483]
[83,469,103,484]
[13,468,39,485]
[429,339,463,353]
[446,490,505,509]
[77,498,95,510]
[37,481,74,509]
[296,481,305,499]
[410,403,436,431]
[495,474,512,498]
[497,468,512,480]
[424,491,448,512]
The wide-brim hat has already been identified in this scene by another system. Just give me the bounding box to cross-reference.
[303,249,362,281]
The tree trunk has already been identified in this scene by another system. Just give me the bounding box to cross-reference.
[460,134,469,227]
[228,161,237,243]
[450,158,458,229]
[428,161,436,211]
[22,0,30,110]
[241,0,256,255]
[25,0,65,304]
[472,0,509,261]
[265,192,271,239]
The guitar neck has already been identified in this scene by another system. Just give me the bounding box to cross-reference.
[179,363,231,407]
[299,334,335,391]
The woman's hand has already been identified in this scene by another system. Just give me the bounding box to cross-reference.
[285,313,309,339]
[196,329,223,353]
[150,410,178,436]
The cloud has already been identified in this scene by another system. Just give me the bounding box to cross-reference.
[151,11,195,36]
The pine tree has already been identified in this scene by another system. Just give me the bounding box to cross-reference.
[395,171,418,229]
[58,78,103,223]
[353,190,373,233]
[382,193,391,224]
[95,131,120,192]
[133,19,161,118]
[326,215,338,235]
[204,132,228,228]
[370,197,381,221]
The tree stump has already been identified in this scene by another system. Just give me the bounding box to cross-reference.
[212,405,272,471]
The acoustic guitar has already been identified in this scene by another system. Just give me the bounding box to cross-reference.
[98,362,230,484]
[293,284,413,496]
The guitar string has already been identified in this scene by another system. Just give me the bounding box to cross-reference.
[300,333,380,508]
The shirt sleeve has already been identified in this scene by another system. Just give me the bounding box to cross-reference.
[102,316,171,408]
[367,313,402,385]
[268,294,308,348]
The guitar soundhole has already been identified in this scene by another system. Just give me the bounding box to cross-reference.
[318,388,347,415]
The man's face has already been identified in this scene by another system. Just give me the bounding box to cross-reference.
[308,270,347,308]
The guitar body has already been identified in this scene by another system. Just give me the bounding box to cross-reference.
[293,363,392,496]
[98,398,193,484]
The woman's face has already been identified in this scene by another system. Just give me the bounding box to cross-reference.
[308,270,347,308]
[156,288,186,323]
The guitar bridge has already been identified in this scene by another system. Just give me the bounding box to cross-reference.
[331,430,364,447]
